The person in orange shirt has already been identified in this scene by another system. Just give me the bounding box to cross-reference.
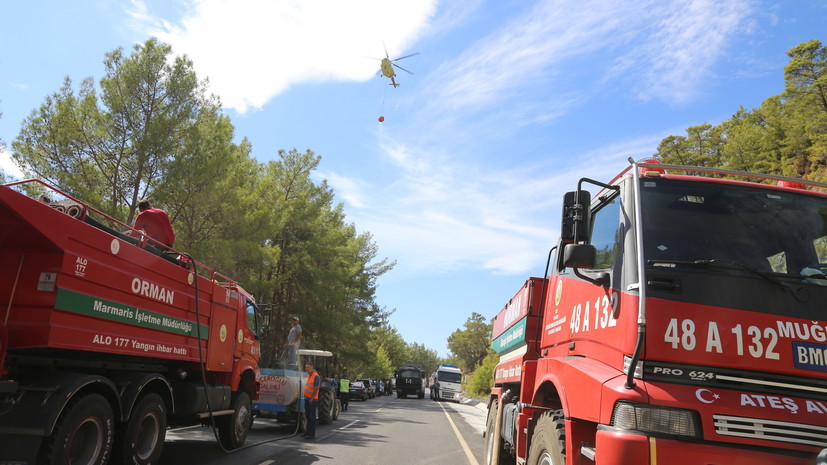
[301,363,321,440]
[131,199,175,248]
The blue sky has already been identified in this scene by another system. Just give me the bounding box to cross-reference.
[1,1,825,357]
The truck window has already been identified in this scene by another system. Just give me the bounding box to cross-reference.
[437,371,462,383]
[589,195,622,269]
[246,300,259,334]
[642,178,827,277]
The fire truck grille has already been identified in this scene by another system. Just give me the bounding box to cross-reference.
[713,414,827,448]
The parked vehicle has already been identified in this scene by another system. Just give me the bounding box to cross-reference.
[0,180,262,464]
[356,378,376,398]
[395,364,424,399]
[430,364,462,402]
[254,349,340,428]
[349,381,368,401]
[485,160,827,465]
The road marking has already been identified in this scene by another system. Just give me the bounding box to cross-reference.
[258,461,275,465]
[440,402,481,465]
[339,420,360,430]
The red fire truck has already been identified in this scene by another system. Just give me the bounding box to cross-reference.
[485,160,827,465]
[0,180,263,465]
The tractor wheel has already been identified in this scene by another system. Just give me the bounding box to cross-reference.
[333,398,341,420]
[318,390,334,425]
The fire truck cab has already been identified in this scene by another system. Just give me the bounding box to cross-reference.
[486,160,827,465]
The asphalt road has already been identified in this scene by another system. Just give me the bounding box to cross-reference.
[159,393,488,465]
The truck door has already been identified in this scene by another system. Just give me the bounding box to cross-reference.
[545,191,627,358]
[205,286,237,371]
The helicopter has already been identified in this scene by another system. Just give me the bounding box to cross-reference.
[375,45,418,87]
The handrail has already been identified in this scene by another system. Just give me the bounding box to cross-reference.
[635,162,827,189]
[1,179,239,288]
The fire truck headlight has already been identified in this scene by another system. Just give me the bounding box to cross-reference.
[611,401,700,438]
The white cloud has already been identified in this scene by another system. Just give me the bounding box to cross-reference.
[340,137,562,275]
[125,0,756,279]
[316,170,368,209]
[0,146,25,179]
[132,0,438,113]
[424,0,753,118]
[425,0,629,114]
[621,0,754,104]
[342,129,673,277]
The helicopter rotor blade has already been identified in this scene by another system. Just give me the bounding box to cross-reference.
[392,63,414,75]
[383,41,390,59]
[392,52,419,62]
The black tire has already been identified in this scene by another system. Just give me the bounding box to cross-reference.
[41,393,114,465]
[484,400,510,465]
[526,410,565,465]
[113,393,166,465]
[333,399,341,420]
[298,410,308,433]
[417,391,424,399]
[318,391,334,425]
[217,391,252,450]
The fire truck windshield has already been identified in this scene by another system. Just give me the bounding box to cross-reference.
[641,178,827,282]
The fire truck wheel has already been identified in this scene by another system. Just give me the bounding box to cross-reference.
[113,393,166,465]
[43,393,114,465]
[217,391,252,450]
[484,400,509,465]
[526,409,565,465]
[318,390,334,425]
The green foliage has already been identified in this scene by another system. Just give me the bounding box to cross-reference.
[447,312,493,372]
[466,350,499,397]
[371,324,411,369]
[655,39,827,182]
[346,326,444,380]
[785,39,827,116]
[406,342,441,375]
[363,344,393,379]
[12,38,207,222]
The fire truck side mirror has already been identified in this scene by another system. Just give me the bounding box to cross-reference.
[563,243,596,269]
[561,190,591,243]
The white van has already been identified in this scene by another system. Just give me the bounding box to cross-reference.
[430,364,462,402]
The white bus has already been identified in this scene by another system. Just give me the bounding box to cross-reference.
[430,364,462,402]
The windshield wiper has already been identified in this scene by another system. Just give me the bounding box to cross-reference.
[695,259,790,291]
[648,258,807,300]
